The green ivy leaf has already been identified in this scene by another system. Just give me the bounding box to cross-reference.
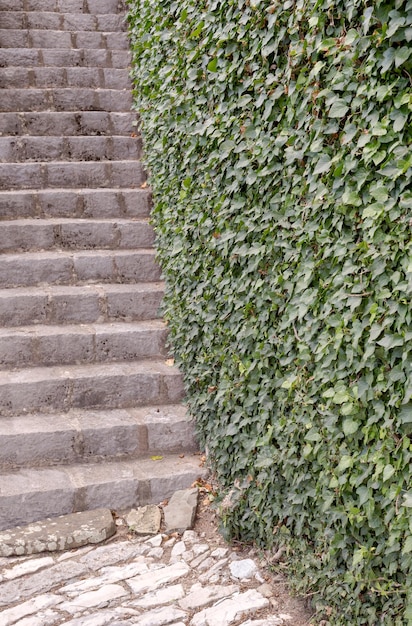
[328,100,349,118]
[207,58,218,72]
[382,464,395,482]
[343,419,358,435]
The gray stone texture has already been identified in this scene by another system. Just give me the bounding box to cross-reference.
[126,505,162,535]
[0,0,202,535]
[164,488,199,533]
[0,509,116,556]
[0,457,205,531]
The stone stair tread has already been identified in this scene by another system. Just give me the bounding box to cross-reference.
[0,112,137,137]
[0,67,130,90]
[0,87,133,113]
[0,66,130,89]
[0,136,141,163]
[1,12,126,31]
[0,282,165,326]
[0,453,206,531]
[0,217,154,253]
[0,248,160,288]
[1,0,124,12]
[0,188,150,220]
[0,359,184,417]
[0,318,165,333]
[0,29,128,50]
[0,319,168,370]
[0,160,145,190]
[0,405,196,469]
[0,48,130,68]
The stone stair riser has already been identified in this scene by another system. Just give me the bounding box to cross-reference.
[0,250,161,288]
[0,136,141,163]
[0,189,150,219]
[0,88,133,113]
[1,13,126,31]
[0,219,154,253]
[0,284,164,327]
[0,322,168,370]
[0,112,137,138]
[0,67,130,89]
[0,456,203,531]
[0,0,124,13]
[0,161,144,190]
[0,406,196,469]
[0,361,184,416]
[0,48,130,68]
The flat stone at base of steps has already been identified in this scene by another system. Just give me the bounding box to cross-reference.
[0,48,131,68]
[0,454,207,531]
[0,218,153,254]
[0,282,164,326]
[0,249,160,288]
[0,112,138,138]
[0,47,130,68]
[0,359,184,416]
[0,405,197,469]
[0,509,116,557]
[0,188,151,220]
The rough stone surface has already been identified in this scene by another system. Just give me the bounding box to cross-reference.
[190,589,270,626]
[179,584,240,611]
[0,510,116,557]
[164,488,199,533]
[229,559,259,580]
[0,514,308,625]
[126,505,162,536]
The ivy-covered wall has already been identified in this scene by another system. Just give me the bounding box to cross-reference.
[127,0,412,622]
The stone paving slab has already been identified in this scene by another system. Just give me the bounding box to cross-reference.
[0,509,115,557]
[0,505,310,626]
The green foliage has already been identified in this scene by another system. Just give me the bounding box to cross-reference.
[127,0,412,622]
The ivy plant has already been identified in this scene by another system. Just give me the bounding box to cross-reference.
[127,0,412,622]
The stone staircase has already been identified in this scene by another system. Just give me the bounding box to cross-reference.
[0,0,203,532]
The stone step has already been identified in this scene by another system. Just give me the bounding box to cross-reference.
[0,249,161,288]
[0,112,137,138]
[0,405,196,469]
[0,0,124,13]
[0,359,184,417]
[0,188,150,219]
[0,160,144,190]
[0,136,141,163]
[0,283,164,326]
[0,88,133,113]
[0,320,168,370]
[0,218,154,253]
[0,453,204,531]
[0,67,130,89]
[0,48,130,68]
[0,29,128,49]
[0,12,126,31]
